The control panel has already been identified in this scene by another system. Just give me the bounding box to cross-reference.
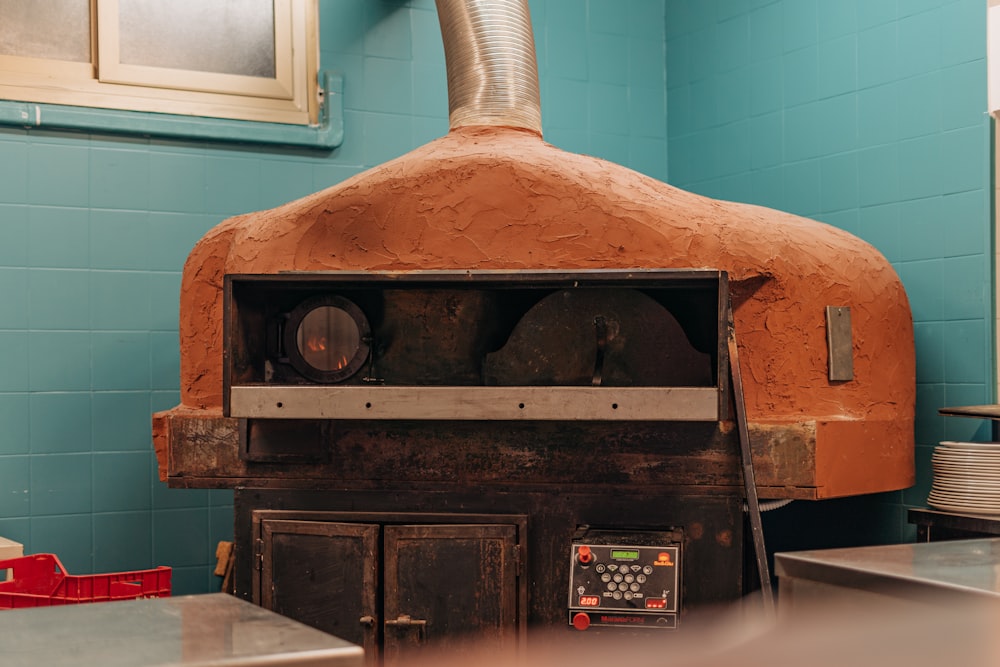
[568,528,681,631]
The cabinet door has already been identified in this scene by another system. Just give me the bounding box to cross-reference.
[383,524,519,666]
[260,519,379,659]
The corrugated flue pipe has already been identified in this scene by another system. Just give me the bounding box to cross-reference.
[435,0,542,135]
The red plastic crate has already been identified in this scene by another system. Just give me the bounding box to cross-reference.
[0,553,171,609]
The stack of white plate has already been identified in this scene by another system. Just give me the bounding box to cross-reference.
[928,441,1000,514]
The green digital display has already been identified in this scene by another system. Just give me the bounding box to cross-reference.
[611,549,640,560]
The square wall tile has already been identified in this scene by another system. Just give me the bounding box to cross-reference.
[92,332,150,391]
[546,78,590,131]
[629,38,665,88]
[91,271,151,331]
[361,57,414,116]
[940,254,988,321]
[89,147,150,211]
[362,113,415,167]
[858,23,898,88]
[147,212,215,272]
[30,392,92,454]
[939,125,989,196]
[857,82,899,148]
[29,331,91,391]
[898,134,943,200]
[153,508,209,567]
[93,391,154,452]
[93,452,152,512]
[749,3,783,63]
[30,453,92,516]
[30,514,93,573]
[894,71,941,140]
[942,320,989,384]
[28,144,89,208]
[939,60,988,132]
[90,210,149,270]
[858,202,900,262]
[941,0,986,67]
[148,152,207,214]
[819,152,859,213]
[28,268,89,330]
[781,158,821,216]
[630,86,667,139]
[27,206,89,269]
[716,15,749,73]
[896,9,942,80]
[715,68,752,126]
[749,112,783,169]
[818,0,857,41]
[781,0,817,53]
[857,144,899,206]
[627,0,665,41]
[94,511,152,572]
[589,0,629,35]
[897,196,944,262]
[204,156,262,216]
[817,35,857,99]
[0,456,29,518]
[364,1,412,60]
[782,45,818,106]
[547,21,590,80]
[588,32,630,84]
[941,190,988,258]
[814,93,857,155]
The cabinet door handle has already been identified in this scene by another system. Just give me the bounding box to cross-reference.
[359,615,375,626]
[384,614,427,628]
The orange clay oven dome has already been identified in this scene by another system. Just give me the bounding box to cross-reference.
[166,125,915,498]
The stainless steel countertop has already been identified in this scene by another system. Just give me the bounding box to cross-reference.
[775,537,1000,601]
[0,593,364,667]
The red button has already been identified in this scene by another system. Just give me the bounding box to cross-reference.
[572,612,591,631]
[578,545,593,564]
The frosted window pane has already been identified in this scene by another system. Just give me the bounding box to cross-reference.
[0,0,91,62]
[118,0,276,78]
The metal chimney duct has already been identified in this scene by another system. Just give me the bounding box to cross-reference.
[435,0,542,135]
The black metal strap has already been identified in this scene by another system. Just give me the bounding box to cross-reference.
[727,311,775,615]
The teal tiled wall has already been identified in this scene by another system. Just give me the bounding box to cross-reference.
[0,0,667,594]
[666,0,993,548]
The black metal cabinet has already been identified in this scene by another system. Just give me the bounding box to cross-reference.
[253,511,526,666]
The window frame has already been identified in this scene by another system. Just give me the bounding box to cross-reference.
[0,0,319,126]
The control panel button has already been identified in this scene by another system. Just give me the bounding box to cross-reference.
[601,573,612,583]
[572,613,591,631]
[624,574,635,584]
[636,574,647,584]
[643,566,653,575]
[607,582,617,591]
[630,583,641,592]
[595,563,606,573]
[577,545,594,565]
[612,591,622,600]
